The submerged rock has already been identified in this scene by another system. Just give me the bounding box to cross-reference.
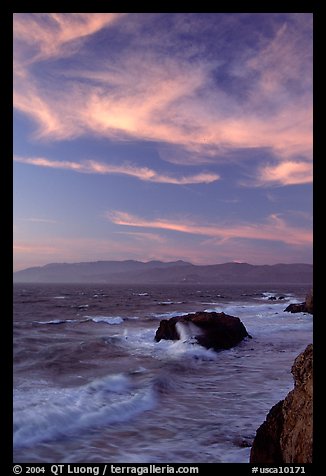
[250,344,313,463]
[154,311,251,351]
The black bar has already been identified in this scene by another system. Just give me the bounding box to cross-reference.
[9,463,314,476]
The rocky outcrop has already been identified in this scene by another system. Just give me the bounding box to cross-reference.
[284,303,306,313]
[250,344,313,463]
[284,290,313,314]
[154,311,251,351]
[249,401,284,463]
[304,291,313,314]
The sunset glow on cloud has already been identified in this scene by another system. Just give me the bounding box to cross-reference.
[257,161,313,186]
[13,13,312,270]
[14,156,220,184]
[108,210,312,247]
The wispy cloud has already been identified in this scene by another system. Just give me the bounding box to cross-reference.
[13,13,124,63]
[108,210,312,246]
[21,217,58,224]
[113,231,167,243]
[13,59,312,162]
[14,155,219,185]
[255,160,312,186]
[13,221,312,272]
[13,13,312,182]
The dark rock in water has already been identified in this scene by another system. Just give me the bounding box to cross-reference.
[250,344,313,463]
[284,303,307,313]
[278,295,285,300]
[284,290,313,315]
[268,296,277,301]
[233,437,253,448]
[154,311,251,351]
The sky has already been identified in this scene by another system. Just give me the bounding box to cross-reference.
[13,13,313,271]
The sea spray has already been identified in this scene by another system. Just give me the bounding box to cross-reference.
[14,373,156,448]
[14,283,312,463]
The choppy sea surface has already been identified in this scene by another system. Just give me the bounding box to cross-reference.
[13,283,313,463]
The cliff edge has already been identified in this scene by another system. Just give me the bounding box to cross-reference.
[250,344,313,463]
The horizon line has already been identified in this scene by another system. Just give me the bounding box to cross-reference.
[13,258,313,273]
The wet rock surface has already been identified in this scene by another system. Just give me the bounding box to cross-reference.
[250,344,313,463]
[155,311,251,351]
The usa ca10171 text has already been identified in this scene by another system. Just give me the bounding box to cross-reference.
[258,469,306,474]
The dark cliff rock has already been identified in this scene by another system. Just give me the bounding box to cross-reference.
[284,290,313,315]
[281,344,313,463]
[304,291,313,314]
[250,344,313,463]
[249,401,284,463]
[154,311,251,351]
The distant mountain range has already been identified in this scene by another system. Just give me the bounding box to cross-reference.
[13,260,313,285]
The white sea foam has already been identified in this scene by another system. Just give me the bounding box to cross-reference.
[118,325,217,363]
[84,315,124,325]
[34,319,81,325]
[119,299,312,364]
[158,338,218,362]
[261,292,278,299]
[207,301,313,339]
[14,373,155,448]
[14,284,312,463]
[204,300,303,318]
[259,292,298,301]
[175,321,203,342]
[36,316,132,325]
[151,311,190,319]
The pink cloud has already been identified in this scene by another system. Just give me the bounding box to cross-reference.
[108,210,312,247]
[14,156,83,170]
[13,210,312,271]
[13,230,312,272]
[256,160,312,186]
[13,86,66,140]
[13,14,312,185]
[13,13,124,63]
[14,155,219,185]
[14,66,311,163]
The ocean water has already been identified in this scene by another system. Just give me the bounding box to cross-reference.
[13,283,313,463]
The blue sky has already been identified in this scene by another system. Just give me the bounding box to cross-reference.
[13,13,313,271]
